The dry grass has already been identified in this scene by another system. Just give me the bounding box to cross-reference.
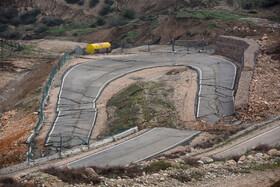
[182,157,200,167]
[92,160,172,178]
[253,144,272,152]
[43,167,101,184]
[170,173,191,183]
[43,160,173,181]
[0,177,27,187]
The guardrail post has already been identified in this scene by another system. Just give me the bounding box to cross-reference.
[27,142,30,164]
[1,39,3,71]
[202,37,205,51]
[148,42,150,52]
[59,131,62,158]
[172,38,175,52]
[121,41,124,53]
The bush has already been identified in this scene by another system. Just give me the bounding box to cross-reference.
[95,17,105,26]
[89,0,99,8]
[99,5,113,16]
[0,24,8,32]
[145,161,172,173]
[20,9,41,24]
[121,8,135,19]
[8,30,21,39]
[41,16,64,27]
[43,167,101,184]
[182,157,200,167]
[253,144,272,152]
[90,23,97,28]
[0,7,19,24]
[107,15,126,28]
[11,17,21,26]
[34,23,48,33]
[65,0,79,4]
[261,0,279,7]
[77,0,84,6]
[104,0,114,6]
[0,177,22,187]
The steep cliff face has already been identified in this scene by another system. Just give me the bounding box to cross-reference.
[114,0,177,14]
[13,0,103,20]
[11,0,177,19]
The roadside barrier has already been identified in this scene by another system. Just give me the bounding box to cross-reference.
[26,52,71,161]
[1,127,138,176]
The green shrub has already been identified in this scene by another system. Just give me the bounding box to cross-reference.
[0,24,8,32]
[261,0,279,7]
[145,161,172,173]
[99,5,113,16]
[104,0,114,6]
[107,15,126,28]
[0,7,19,24]
[11,17,21,26]
[41,16,64,27]
[90,23,97,28]
[34,23,48,33]
[8,30,21,39]
[20,9,41,24]
[89,0,99,8]
[95,17,105,26]
[77,0,84,5]
[209,22,216,29]
[43,167,101,185]
[121,8,135,19]
[65,0,79,4]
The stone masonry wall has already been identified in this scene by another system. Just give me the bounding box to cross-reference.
[216,35,259,109]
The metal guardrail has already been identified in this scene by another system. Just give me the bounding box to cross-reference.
[26,52,71,162]
[172,38,208,52]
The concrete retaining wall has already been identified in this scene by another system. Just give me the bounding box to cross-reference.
[216,35,259,108]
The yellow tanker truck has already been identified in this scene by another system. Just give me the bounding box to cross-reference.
[86,42,112,54]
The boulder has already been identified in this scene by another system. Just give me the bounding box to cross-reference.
[63,165,71,170]
[268,149,280,157]
[226,159,236,165]
[263,153,270,160]
[85,168,98,177]
[200,156,213,164]
[239,155,246,162]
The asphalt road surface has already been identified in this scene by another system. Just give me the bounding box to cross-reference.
[66,127,200,168]
[213,123,280,159]
[45,53,237,147]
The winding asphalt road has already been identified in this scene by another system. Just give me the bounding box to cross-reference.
[45,53,237,147]
[67,127,200,168]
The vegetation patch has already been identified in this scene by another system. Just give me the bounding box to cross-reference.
[122,8,136,20]
[209,22,216,29]
[20,9,41,25]
[104,81,178,135]
[43,167,101,184]
[241,19,258,26]
[182,157,200,167]
[89,0,100,8]
[41,16,64,27]
[99,5,113,16]
[0,177,23,187]
[176,10,243,20]
[251,160,280,171]
[91,160,172,178]
[49,20,96,36]
[121,30,139,40]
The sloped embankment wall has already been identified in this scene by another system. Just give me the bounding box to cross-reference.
[216,35,259,109]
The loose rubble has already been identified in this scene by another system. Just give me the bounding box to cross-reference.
[3,147,279,187]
